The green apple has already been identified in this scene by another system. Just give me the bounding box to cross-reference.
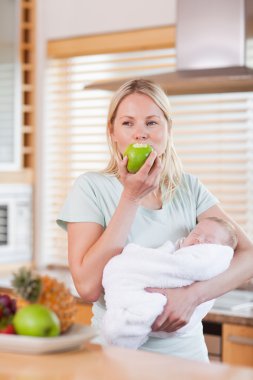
[124,143,153,173]
[13,304,60,337]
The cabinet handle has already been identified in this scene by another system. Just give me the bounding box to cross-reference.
[228,335,253,346]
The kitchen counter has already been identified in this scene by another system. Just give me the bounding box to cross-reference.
[204,290,253,327]
[1,268,253,372]
[0,266,80,297]
[1,267,253,327]
[205,309,253,327]
[1,342,253,380]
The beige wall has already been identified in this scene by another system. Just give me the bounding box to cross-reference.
[43,0,176,39]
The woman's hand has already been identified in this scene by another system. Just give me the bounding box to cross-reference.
[146,286,199,333]
[119,151,162,202]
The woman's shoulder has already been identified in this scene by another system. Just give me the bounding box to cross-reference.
[75,171,116,185]
[180,172,199,189]
[74,171,120,194]
[174,172,206,199]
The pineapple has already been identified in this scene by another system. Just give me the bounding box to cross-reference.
[11,267,76,333]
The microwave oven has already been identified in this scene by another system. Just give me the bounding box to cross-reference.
[0,184,32,264]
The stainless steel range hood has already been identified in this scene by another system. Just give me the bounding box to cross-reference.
[85,0,253,95]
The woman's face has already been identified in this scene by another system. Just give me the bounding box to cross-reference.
[111,93,169,156]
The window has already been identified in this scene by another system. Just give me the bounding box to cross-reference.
[0,0,21,170]
[42,29,253,266]
[43,46,176,265]
[0,0,35,172]
[171,92,253,236]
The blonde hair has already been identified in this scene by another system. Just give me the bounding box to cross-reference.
[102,79,183,201]
[203,217,238,249]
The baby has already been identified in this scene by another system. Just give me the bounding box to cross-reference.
[179,216,237,249]
[102,217,237,349]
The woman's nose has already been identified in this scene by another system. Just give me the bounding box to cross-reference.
[134,125,148,141]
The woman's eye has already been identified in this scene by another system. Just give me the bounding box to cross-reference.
[122,121,132,127]
[147,121,157,126]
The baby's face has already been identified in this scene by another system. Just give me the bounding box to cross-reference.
[181,219,228,248]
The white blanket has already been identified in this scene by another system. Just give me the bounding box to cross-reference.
[102,241,233,349]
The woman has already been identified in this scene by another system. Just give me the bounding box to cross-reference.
[57,79,253,361]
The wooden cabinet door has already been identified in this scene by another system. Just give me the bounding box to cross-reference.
[74,303,93,325]
[222,323,253,367]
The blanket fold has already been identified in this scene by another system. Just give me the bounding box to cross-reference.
[102,242,233,349]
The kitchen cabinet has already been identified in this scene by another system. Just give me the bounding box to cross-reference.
[75,303,93,325]
[222,323,253,367]
[203,321,222,362]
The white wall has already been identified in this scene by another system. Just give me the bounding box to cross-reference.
[44,0,176,39]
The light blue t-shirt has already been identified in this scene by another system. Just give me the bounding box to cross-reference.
[57,171,218,247]
[57,171,218,361]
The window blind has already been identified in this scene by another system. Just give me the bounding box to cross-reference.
[43,44,253,266]
[171,92,253,235]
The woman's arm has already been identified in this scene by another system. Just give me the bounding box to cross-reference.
[68,153,162,303]
[193,204,253,299]
[150,204,253,333]
[68,196,138,303]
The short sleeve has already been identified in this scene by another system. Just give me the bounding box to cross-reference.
[193,176,219,216]
[56,174,105,231]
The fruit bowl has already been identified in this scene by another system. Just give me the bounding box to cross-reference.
[0,324,97,354]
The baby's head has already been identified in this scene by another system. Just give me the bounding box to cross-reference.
[182,217,238,249]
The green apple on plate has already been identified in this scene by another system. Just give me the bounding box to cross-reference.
[124,143,153,173]
[13,304,60,337]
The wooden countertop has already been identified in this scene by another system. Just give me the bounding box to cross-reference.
[204,289,253,327]
[1,342,253,380]
[204,310,253,327]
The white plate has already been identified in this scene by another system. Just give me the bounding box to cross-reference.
[0,324,97,354]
